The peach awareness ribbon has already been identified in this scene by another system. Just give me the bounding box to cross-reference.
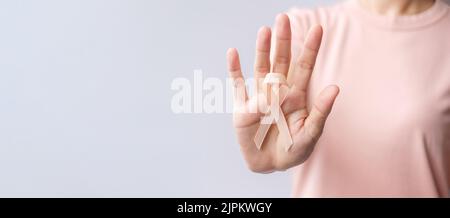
[254,73,293,151]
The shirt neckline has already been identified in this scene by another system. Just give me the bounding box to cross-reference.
[344,0,449,31]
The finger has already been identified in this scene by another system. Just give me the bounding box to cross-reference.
[291,25,323,95]
[254,26,272,92]
[272,14,292,77]
[227,48,248,106]
[304,85,339,140]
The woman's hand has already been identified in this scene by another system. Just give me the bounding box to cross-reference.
[227,14,339,173]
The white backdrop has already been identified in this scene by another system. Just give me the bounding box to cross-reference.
[1,0,446,197]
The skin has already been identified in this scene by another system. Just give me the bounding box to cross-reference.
[226,0,436,173]
[360,0,436,16]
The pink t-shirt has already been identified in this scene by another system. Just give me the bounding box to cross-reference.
[287,0,450,197]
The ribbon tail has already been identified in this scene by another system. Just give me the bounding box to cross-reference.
[276,109,293,151]
[254,123,271,150]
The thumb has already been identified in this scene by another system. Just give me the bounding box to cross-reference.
[304,85,340,139]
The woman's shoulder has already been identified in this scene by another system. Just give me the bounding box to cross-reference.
[287,1,349,33]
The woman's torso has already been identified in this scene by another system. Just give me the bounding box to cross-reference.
[288,0,450,197]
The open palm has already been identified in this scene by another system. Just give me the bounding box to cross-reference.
[227,14,339,173]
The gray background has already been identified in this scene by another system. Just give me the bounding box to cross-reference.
[1,0,446,197]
